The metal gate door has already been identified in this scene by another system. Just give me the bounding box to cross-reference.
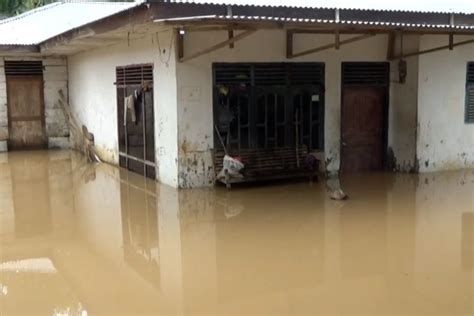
[116,64,155,179]
[213,63,325,152]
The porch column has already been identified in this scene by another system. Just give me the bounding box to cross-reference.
[154,29,180,187]
[0,58,7,151]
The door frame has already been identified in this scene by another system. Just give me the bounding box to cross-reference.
[6,74,47,149]
[115,63,156,179]
[340,62,390,173]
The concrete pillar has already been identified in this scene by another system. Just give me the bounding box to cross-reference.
[43,57,70,149]
[0,57,8,149]
[154,29,180,187]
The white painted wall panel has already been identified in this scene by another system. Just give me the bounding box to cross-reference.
[417,35,474,172]
[43,58,69,140]
[389,35,419,172]
[68,29,179,187]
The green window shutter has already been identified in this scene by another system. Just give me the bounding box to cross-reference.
[466,63,474,124]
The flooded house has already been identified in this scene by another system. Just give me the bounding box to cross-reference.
[0,2,473,314]
[0,0,474,188]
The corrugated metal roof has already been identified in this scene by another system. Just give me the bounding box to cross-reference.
[215,15,474,30]
[158,0,474,14]
[155,14,474,30]
[0,1,143,46]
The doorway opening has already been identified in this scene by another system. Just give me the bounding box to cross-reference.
[116,64,155,179]
[341,62,389,173]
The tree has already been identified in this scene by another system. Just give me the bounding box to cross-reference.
[0,0,55,18]
[0,0,22,17]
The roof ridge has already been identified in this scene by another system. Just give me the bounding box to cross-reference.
[62,0,140,4]
[0,0,143,46]
[0,1,138,27]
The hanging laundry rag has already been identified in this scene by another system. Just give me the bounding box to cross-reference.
[124,94,136,125]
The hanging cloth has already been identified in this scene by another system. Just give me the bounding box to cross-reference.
[124,94,136,126]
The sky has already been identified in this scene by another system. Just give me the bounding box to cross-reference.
[175,0,474,13]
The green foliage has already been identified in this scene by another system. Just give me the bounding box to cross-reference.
[0,0,55,17]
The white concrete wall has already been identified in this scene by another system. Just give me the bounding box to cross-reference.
[43,57,69,148]
[68,28,180,187]
[0,57,69,149]
[0,58,8,146]
[176,30,418,187]
[417,35,474,172]
[388,35,419,172]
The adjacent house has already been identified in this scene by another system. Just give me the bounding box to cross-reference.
[1,0,473,188]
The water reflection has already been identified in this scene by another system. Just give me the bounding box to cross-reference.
[0,150,473,315]
[120,170,160,289]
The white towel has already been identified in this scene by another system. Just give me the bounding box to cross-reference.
[124,95,136,125]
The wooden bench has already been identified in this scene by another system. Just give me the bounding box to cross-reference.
[213,146,318,188]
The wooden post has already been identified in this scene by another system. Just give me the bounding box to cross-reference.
[286,30,293,58]
[449,33,454,50]
[335,30,340,50]
[227,5,234,48]
[387,32,396,60]
[176,29,184,60]
[228,30,234,48]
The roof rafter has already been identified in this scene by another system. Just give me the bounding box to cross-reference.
[178,28,257,62]
[288,33,376,59]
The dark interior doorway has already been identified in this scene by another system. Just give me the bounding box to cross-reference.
[341,62,389,173]
[5,61,46,149]
[116,64,155,179]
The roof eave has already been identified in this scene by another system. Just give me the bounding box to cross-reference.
[157,18,474,35]
[0,45,40,54]
[38,2,150,54]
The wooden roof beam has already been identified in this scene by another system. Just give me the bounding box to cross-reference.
[178,29,256,62]
[286,30,293,58]
[162,19,474,36]
[184,25,251,32]
[288,33,375,59]
[387,31,396,60]
[390,36,474,60]
[335,30,340,49]
[0,45,39,53]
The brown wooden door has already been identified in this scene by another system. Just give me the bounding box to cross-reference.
[341,87,385,173]
[7,76,46,149]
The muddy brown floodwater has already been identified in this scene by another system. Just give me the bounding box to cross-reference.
[0,150,473,316]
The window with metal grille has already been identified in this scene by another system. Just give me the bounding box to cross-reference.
[4,60,43,76]
[213,63,325,152]
[466,62,474,124]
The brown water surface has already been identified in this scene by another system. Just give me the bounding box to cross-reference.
[0,150,473,315]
